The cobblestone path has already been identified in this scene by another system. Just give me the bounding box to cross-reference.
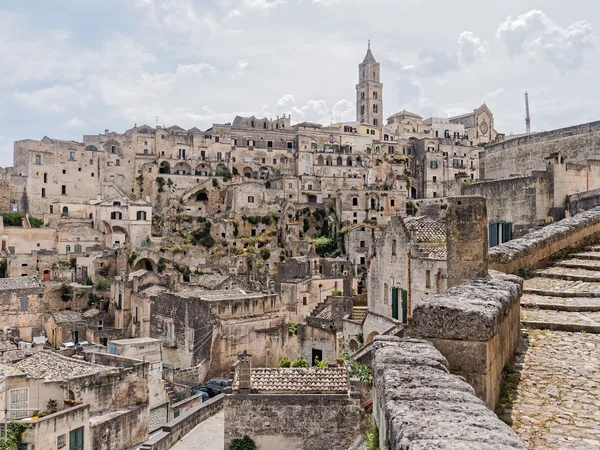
[508,248,600,449]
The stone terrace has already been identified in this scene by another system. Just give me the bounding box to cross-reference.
[507,244,600,448]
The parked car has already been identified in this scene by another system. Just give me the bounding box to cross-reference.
[78,341,89,348]
[193,389,210,402]
[59,342,75,350]
[195,386,220,398]
[206,378,228,392]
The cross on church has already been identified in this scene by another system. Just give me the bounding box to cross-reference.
[368,39,370,49]
[238,349,252,361]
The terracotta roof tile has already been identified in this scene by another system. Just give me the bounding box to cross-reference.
[242,367,349,394]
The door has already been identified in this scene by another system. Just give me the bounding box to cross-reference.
[401,289,408,324]
[43,270,50,281]
[72,330,79,344]
[391,287,399,320]
[489,223,499,247]
[311,349,323,366]
[69,427,84,450]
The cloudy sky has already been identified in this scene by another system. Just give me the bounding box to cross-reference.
[0,0,598,165]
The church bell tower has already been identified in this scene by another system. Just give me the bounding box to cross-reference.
[356,41,383,126]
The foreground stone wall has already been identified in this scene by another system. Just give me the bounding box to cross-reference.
[568,187,600,215]
[489,208,600,274]
[410,274,522,408]
[372,336,525,449]
[224,394,361,450]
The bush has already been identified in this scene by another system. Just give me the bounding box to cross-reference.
[278,355,291,368]
[156,177,165,193]
[291,358,308,368]
[1,213,23,227]
[212,178,219,188]
[260,247,271,261]
[94,278,110,290]
[28,215,44,228]
[128,252,138,268]
[331,289,342,296]
[229,435,257,450]
[314,356,328,368]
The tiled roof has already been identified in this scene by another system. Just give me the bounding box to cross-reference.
[192,273,230,289]
[52,311,85,323]
[405,217,446,243]
[315,306,333,320]
[0,277,42,291]
[414,245,447,260]
[246,367,349,394]
[15,351,111,381]
[137,285,167,297]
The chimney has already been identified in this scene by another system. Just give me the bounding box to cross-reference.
[237,350,252,393]
[445,196,488,288]
[105,129,109,135]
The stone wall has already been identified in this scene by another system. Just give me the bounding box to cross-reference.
[371,336,525,449]
[21,404,91,450]
[409,273,522,408]
[90,405,149,450]
[483,120,600,179]
[489,208,600,274]
[568,187,600,215]
[224,393,361,450]
[139,395,224,450]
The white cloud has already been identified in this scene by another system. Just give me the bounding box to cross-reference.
[231,59,249,78]
[458,31,490,64]
[13,86,94,113]
[176,63,216,76]
[66,117,88,129]
[496,9,596,70]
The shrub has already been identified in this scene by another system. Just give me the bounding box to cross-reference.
[212,178,219,188]
[303,218,310,233]
[278,355,291,368]
[229,435,257,450]
[156,177,165,193]
[331,289,342,296]
[128,252,138,268]
[314,356,328,368]
[1,213,23,227]
[28,215,44,228]
[260,247,271,261]
[291,358,308,368]
[94,278,110,290]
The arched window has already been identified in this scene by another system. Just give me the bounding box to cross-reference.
[62,206,68,217]
[85,145,98,152]
[371,198,376,210]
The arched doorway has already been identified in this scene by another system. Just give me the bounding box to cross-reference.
[134,258,157,273]
[349,339,359,352]
[159,161,171,174]
[174,162,192,175]
[61,206,68,217]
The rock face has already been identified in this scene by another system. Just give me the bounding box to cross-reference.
[371,336,525,450]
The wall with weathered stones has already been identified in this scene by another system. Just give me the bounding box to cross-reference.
[409,273,522,408]
[371,336,525,449]
[483,120,600,179]
[90,405,149,450]
[224,393,361,450]
[489,208,600,274]
[568,187,600,215]
[21,404,91,450]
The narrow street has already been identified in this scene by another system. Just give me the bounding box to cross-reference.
[171,410,225,450]
[508,246,600,449]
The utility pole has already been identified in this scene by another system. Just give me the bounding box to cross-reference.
[525,92,531,134]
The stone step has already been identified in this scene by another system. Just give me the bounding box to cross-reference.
[521,294,600,312]
[533,266,600,282]
[521,308,600,333]
[586,245,600,252]
[555,258,600,271]
[523,277,600,298]
[571,251,600,261]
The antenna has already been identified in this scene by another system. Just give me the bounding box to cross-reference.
[156,116,159,128]
[525,92,531,134]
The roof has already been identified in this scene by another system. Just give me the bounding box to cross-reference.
[15,351,111,381]
[83,308,102,318]
[191,273,230,289]
[128,269,148,279]
[0,362,25,379]
[388,110,423,120]
[362,45,377,64]
[52,311,85,323]
[109,337,162,346]
[174,288,269,302]
[137,285,167,297]
[241,367,349,394]
[414,245,447,260]
[0,277,42,291]
[315,306,333,320]
[405,217,446,243]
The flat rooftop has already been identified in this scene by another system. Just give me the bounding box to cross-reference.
[109,337,162,346]
[0,276,42,291]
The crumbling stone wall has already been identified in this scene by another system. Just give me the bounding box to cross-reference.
[224,394,361,450]
[409,273,522,408]
[489,208,600,274]
[371,336,525,449]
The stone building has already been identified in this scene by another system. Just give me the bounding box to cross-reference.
[0,276,44,342]
[356,42,383,127]
[225,354,361,449]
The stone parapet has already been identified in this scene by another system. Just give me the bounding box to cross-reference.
[372,336,525,449]
[489,208,600,274]
[409,274,522,408]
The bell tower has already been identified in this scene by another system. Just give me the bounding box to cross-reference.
[356,41,383,126]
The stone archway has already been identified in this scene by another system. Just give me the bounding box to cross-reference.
[134,258,157,273]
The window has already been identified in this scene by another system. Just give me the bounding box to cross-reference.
[110,212,122,220]
[41,188,45,198]
[9,388,28,419]
[391,198,395,207]
[178,148,186,159]
[35,155,41,165]
[273,159,277,164]
[137,211,147,220]
[98,319,103,331]
[371,129,375,135]
[200,151,206,160]
[388,146,394,154]
[373,119,378,126]
[248,196,254,203]
[62,169,66,174]
[167,322,175,341]
[430,160,438,169]
[287,142,293,149]
[69,152,75,161]
[144,149,149,155]
[89,159,93,165]
[116,159,121,166]
[426,270,431,289]
[392,240,397,256]
[57,434,66,448]
[248,140,254,147]
[359,240,365,248]
[352,198,358,206]
[50,205,53,214]
[215,136,220,143]
[374,91,378,99]
[433,176,437,183]
[303,296,307,306]
[66,245,71,252]
[20,298,28,312]
[43,173,47,183]
[360,256,365,265]
[217,152,223,161]
[61,185,66,195]
[62,206,68,216]
[373,105,378,113]
[361,92,365,100]
[118,293,122,309]
[267,140,273,149]
[111,146,117,154]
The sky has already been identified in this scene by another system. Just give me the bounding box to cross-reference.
[0,0,598,166]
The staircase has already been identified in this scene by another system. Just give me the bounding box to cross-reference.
[350,306,368,323]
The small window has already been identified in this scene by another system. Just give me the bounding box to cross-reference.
[426,270,431,289]
[391,199,395,207]
[43,173,47,183]
[433,176,437,183]
[41,188,45,198]
[215,136,220,143]
[69,152,75,161]
[248,140,254,147]
[74,244,82,253]
[352,198,358,206]
[116,159,121,166]
[62,169,66,174]
[57,434,66,448]
[20,298,28,312]
[137,211,147,220]
[287,142,293,149]
[35,155,41,165]
[111,146,117,154]
[61,185,66,195]
[303,296,307,306]
[392,240,397,256]
[89,159,93,165]
[98,319,103,331]
[144,149,149,155]
[66,245,71,252]
[248,196,254,203]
